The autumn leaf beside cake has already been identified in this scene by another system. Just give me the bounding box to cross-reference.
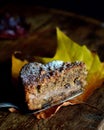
[11,28,104,119]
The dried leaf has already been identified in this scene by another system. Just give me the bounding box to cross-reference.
[12,28,104,118]
[12,53,28,79]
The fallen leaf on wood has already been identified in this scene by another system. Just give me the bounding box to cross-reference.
[12,28,104,119]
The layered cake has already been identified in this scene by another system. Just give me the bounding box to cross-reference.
[19,60,87,110]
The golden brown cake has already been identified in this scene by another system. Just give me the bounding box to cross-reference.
[19,60,87,110]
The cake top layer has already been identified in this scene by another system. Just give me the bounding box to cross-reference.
[20,60,84,86]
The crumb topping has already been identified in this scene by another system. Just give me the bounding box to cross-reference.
[20,60,85,86]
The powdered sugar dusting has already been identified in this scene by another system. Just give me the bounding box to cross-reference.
[20,60,84,86]
[20,62,44,85]
[20,61,64,85]
[46,60,64,70]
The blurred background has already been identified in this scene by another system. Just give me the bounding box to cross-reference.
[0,0,104,21]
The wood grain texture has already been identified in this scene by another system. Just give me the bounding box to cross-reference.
[0,5,104,130]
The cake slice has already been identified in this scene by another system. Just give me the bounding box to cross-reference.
[19,60,87,110]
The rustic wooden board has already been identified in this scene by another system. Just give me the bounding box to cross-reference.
[0,5,104,130]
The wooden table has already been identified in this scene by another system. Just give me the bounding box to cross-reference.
[0,5,104,130]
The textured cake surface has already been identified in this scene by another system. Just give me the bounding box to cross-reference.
[19,60,87,110]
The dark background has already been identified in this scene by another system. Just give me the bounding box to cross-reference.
[0,0,104,21]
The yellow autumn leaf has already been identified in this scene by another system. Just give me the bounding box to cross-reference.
[38,28,100,71]
[12,27,104,103]
[12,53,28,79]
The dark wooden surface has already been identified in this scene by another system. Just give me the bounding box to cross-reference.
[0,5,104,130]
